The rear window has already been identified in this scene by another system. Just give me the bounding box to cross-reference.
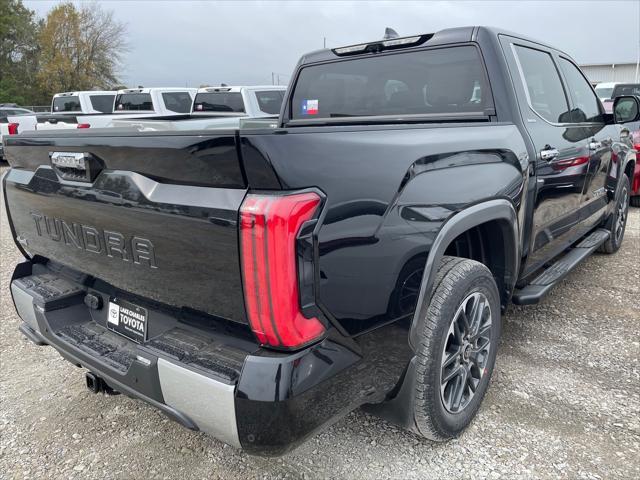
[89,94,115,113]
[255,90,285,114]
[595,86,614,100]
[193,92,245,113]
[612,84,640,97]
[290,46,490,120]
[52,96,81,112]
[115,93,154,111]
[162,92,193,113]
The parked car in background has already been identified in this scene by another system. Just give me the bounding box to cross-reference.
[51,91,117,113]
[108,85,287,131]
[0,107,34,161]
[627,126,640,206]
[0,106,35,116]
[595,82,620,102]
[601,83,640,114]
[8,88,197,133]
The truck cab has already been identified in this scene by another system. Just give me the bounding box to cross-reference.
[113,87,197,115]
[51,91,117,114]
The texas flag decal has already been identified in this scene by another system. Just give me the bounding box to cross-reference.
[301,99,319,115]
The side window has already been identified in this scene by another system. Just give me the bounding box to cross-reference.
[558,58,602,123]
[514,45,571,123]
[162,92,193,113]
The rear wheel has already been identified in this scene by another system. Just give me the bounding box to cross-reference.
[599,174,630,254]
[413,256,501,441]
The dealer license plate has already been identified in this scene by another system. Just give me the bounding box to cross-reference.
[107,298,148,343]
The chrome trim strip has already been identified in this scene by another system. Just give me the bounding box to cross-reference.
[157,358,240,448]
[11,283,39,331]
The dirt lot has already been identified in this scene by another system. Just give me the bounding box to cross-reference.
[1,164,638,479]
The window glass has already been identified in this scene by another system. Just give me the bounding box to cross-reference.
[192,92,245,112]
[594,86,614,100]
[89,94,115,113]
[255,90,285,114]
[514,45,570,123]
[162,92,193,113]
[558,58,602,123]
[115,93,154,111]
[290,46,490,120]
[52,96,81,112]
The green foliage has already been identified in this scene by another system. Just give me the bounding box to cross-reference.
[0,0,127,106]
[0,0,44,104]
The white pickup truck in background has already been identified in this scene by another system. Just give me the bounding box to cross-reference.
[108,85,286,131]
[8,88,197,133]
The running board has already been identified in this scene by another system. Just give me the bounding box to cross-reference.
[512,229,610,305]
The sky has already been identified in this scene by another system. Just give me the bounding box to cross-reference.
[25,0,640,88]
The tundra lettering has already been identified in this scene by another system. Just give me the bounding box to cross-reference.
[30,212,156,268]
[5,26,636,456]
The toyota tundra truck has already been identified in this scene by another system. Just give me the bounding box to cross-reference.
[2,26,638,456]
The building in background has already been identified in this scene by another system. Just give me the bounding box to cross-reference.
[579,62,640,85]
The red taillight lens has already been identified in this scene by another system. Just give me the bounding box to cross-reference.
[240,192,325,348]
[77,123,90,129]
[7,123,19,135]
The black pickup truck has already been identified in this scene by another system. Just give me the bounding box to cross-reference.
[3,26,638,456]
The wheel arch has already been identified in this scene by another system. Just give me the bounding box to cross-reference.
[408,199,519,351]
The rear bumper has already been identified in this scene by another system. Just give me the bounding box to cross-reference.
[11,261,412,456]
[13,278,240,447]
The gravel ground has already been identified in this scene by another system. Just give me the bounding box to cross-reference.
[1,164,639,479]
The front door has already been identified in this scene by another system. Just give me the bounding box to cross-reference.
[556,56,619,229]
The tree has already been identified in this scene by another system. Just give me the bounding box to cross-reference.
[37,2,127,97]
[0,0,42,104]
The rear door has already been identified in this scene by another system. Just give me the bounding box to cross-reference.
[503,38,591,273]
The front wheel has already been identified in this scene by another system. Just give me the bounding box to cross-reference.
[599,174,630,254]
[413,256,501,441]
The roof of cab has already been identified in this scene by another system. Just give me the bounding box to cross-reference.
[116,87,197,94]
[195,85,287,94]
[297,26,562,66]
[53,91,116,97]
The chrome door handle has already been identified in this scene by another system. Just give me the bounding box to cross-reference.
[540,147,559,161]
[588,141,602,150]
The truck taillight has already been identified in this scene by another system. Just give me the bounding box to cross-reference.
[240,192,325,349]
[8,123,19,135]
[77,123,90,129]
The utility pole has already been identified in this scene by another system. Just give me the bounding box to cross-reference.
[323,36,326,48]
[271,72,275,85]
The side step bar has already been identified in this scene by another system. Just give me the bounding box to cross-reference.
[512,228,609,305]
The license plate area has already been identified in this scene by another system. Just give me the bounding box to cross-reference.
[107,298,148,344]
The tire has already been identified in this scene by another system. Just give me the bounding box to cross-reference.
[599,174,630,254]
[412,256,501,441]
[631,195,640,208]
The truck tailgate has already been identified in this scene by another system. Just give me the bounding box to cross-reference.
[3,131,248,323]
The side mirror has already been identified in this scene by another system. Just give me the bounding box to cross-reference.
[613,95,640,123]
